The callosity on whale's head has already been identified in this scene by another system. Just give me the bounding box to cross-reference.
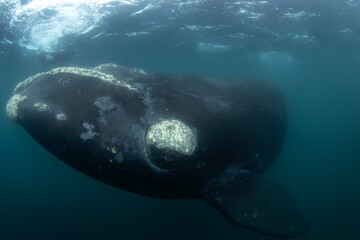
[6,63,308,238]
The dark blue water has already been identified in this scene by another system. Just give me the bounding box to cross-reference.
[1,0,360,239]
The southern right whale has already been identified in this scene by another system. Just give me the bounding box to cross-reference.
[6,63,308,238]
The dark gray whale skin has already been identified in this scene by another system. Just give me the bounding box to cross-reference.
[6,64,307,238]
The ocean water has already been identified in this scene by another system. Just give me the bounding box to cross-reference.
[1,0,360,239]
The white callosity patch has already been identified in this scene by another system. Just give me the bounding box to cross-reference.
[6,94,27,123]
[14,66,137,94]
[33,102,49,111]
[80,122,99,141]
[56,112,67,121]
[146,119,197,155]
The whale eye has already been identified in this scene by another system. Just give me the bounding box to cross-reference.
[146,119,197,156]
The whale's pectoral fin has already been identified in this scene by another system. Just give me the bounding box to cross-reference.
[201,169,308,238]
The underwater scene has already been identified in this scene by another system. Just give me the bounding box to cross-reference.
[1,0,360,239]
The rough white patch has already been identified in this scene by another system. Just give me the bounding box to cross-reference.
[6,94,27,122]
[80,122,99,141]
[56,112,67,121]
[146,119,197,155]
[14,66,138,93]
[33,102,49,111]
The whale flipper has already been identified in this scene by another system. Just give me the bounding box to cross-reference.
[202,169,308,238]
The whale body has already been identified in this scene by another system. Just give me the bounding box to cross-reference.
[6,63,307,238]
